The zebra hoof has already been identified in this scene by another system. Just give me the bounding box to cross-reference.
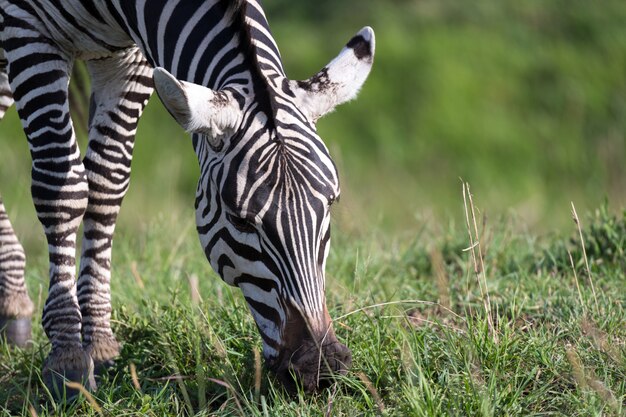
[0,316,32,348]
[86,337,120,380]
[43,354,96,402]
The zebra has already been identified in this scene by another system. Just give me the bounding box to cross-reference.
[0,0,374,398]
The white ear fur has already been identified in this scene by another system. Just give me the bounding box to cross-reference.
[153,67,241,145]
[292,26,375,122]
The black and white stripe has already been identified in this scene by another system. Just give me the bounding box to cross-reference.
[0,0,374,392]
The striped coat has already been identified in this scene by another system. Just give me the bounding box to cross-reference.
[0,0,374,397]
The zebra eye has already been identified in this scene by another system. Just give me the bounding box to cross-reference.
[226,212,256,234]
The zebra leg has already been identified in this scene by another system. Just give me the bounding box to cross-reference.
[3,38,94,398]
[79,48,153,372]
[0,58,35,347]
[0,200,34,348]
[0,197,35,348]
[0,52,12,115]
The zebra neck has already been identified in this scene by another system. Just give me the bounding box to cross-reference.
[241,0,285,81]
[105,0,285,94]
[230,0,284,127]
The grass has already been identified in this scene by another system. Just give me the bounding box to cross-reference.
[1,200,624,416]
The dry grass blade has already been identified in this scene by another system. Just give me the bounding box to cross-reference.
[325,383,338,417]
[196,308,228,359]
[208,378,246,416]
[565,344,620,413]
[145,374,192,382]
[565,345,587,389]
[314,321,336,388]
[335,321,354,331]
[64,381,103,415]
[586,378,620,413]
[430,248,451,312]
[129,362,141,392]
[462,181,497,343]
[357,372,385,413]
[400,313,465,333]
[28,405,38,417]
[254,347,262,401]
[567,250,586,315]
[571,202,600,314]
[581,318,623,366]
[130,261,144,289]
[189,273,201,305]
[164,219,194,270]
[336,299,464,321]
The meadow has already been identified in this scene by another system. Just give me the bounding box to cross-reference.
[1,0,625,415]
[0,201,624,415]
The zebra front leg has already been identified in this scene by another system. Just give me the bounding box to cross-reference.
[79,49,153,373]
[4,38,94,399]
[0,64,35,347]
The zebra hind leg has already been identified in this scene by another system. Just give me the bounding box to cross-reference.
[0,62,35,347]
[0,198,34,347]
[3,35,94,399]
[79,48,153,375]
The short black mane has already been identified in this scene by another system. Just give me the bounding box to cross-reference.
[227,0,277,130]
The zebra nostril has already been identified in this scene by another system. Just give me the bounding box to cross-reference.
[338,344,352,371]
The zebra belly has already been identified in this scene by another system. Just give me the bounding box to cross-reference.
[1,0,134,60]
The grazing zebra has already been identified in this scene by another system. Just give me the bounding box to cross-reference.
[0,0,374,398]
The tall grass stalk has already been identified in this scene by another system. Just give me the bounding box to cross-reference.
[567,251,586,316]
[462,182,497,343]
[570,202,600,315]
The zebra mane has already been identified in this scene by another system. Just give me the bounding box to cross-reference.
[228,0,277,130]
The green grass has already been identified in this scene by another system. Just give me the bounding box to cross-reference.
[1,203,624,416]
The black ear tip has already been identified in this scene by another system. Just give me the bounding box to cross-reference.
[346,27,375,60]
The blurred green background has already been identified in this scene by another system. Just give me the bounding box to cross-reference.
[1,0,625,254]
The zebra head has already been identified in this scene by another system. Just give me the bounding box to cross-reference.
[153,27,375,391]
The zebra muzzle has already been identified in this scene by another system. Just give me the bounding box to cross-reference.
[269,337,352,393]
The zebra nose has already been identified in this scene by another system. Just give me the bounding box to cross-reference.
[273,340,352,393]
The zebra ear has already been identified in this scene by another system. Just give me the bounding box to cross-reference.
[293,26,375,122]
[153,67,241,141]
